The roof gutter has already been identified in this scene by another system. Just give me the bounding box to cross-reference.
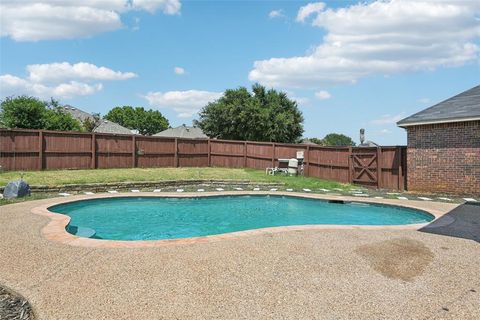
[397,116,480,128]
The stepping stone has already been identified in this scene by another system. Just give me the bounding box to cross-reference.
[253,188,260,191]
[438,197,452,201]
[108,190,118,194]
[234,187,243,191]
[418,197,432,201]
[58,193,70,197]
[319,188,330,192]
[215,188,224,191]
[153,189,161,192]
[84,192,94,195]
[131,189,140,193]
[397,196,408,200]
[286,188,293,192]
[354,194,369,197]
[302,188,311,192]
[176,189,184,192]
[270,188,278,191]
[463,198,477,202]
[197,189,205,192]
[374,196,384,199]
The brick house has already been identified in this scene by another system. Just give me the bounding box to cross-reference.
[397,85,480,195]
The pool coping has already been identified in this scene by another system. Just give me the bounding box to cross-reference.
[31,191,458,248]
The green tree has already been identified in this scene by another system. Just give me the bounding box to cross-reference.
[0,96,81,131]
[194,84,304,143]
[82,113,101,132]
[321,133,356,146]
[105,106,169,135]
[0,96,48,129]
[44,106,82,131]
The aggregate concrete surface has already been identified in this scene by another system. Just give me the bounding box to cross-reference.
[0,195,479,319]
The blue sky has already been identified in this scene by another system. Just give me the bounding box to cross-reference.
[1,0,479,144]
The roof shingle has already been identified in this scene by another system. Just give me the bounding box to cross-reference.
[397,85,480,127]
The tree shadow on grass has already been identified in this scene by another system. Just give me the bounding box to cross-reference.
[419,203,480,243]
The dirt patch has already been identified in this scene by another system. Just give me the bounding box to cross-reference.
[355,238,434,282]
[0,286,34,320]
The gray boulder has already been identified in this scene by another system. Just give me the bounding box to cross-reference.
[3,180,31,199]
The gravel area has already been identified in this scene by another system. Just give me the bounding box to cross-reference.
[0,286,35,320]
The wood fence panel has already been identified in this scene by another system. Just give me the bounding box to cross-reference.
[135,137,175,168]
[0,130,40,170]
[95,134,132,169]
[309,147,350,183]
[210,140,245,168]
[43,132,92,169]
[178,139,209,167]
[246,142,273,169]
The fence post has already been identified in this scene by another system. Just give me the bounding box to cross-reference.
[207,139,211,167]
[174,138,178,167]
[271,143,276,167]
[38,130,44,170]
[91,133,96,169]
[132,135,136,168]
[398,146,404,191]
[376,147,381,189]
[305,145,310,176]
[348,146,352,183]
[244,141,247,168]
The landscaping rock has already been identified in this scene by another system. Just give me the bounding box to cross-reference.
[3,180,31,200]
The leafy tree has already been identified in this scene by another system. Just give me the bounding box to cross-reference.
[321,133,356,146]
[105,106,169,135]
[0,96,48,129]
[82,113,101,132]
[44,107,82,131]
[0,96,81,131]
[194,84,304,143]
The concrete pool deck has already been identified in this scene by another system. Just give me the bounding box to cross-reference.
[0,192,479,319]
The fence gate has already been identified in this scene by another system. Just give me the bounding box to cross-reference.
[350,148,379,188]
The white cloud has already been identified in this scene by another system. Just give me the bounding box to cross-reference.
[174,67,186,75]
[0,62,135,99]
[144,90,223,118]
[315,90,331,100]
[269,9,285,19]
[370,113,406,125]
[0,0,181,41]
[250,0,480,89]
[296,2,325,23]
[27,62,137,83]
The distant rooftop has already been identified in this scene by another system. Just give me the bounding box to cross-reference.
[62,105,96,123]
[93,120,133,135]
[397,85,480,127]
[153,125,208,139]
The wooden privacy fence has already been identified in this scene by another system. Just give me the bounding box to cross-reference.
[0,128,407,190]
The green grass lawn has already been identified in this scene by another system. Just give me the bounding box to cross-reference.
[0,167,351,190]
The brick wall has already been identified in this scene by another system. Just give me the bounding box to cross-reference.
[406,120,480,195]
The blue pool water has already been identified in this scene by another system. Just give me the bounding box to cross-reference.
[49,196,434,241]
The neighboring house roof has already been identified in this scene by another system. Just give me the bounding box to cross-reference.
[301,138,318,145]
[397,85,480,127]
[62,105,96,123]
[359,140,379,147]
[93,120,133,135]
[153,125,208,139]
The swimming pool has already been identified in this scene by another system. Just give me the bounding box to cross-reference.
[48,195,434,241]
